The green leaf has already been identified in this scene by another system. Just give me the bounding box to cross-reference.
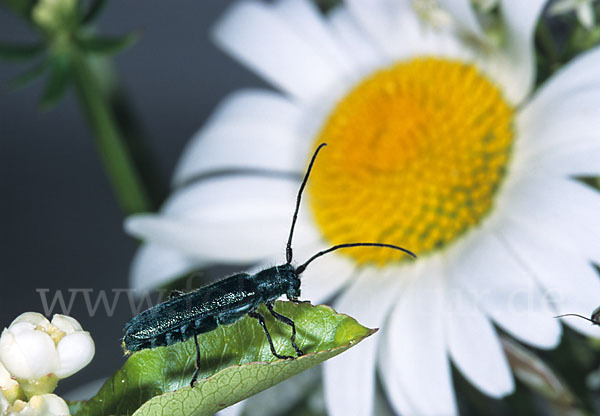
[40,54,71,109]
[70,302,375,416]
[78,34,137,56]
[9,60,48,89]
[0,42,44,61]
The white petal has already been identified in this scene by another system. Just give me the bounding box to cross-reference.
[516,85,600,160]
[327,6,383,71]
[272,0,354,74]
[522,45,600,114]
[173,90,306,186]
[504,177,600,266]
[449,229,561,348]
[27,394,70,416]
[498,217,600,338]
[126,214,318,264]
[129,243,204,291]
[438,0,484,36]
[216,401,244,416]
[0,327,58,379]
[126,215,285,263]
[380,257,457,415]
[334,0,472,73]
[212,0,344,102]
[173,122,305,187]
[293,241,357,303]
[522,142,600,177]
[55,331,95,378]
[325,340,382,416]
[161,176,301,221]
[232,367,320,416]
[127,176,321,265]
[10,313,50,330]
[324,267,407,416]
[0,362,10,385]
[50,315,82,334]
[0,361,18,390]
[496,0,546,103]
[204,89,300,128]
[445,273,514,398]
[345,0,412,57]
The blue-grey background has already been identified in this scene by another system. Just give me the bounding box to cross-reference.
[0,0,269,394]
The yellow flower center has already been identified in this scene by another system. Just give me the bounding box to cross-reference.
[308,58,514,265]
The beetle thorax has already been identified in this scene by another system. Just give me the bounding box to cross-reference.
[252,263,300,302]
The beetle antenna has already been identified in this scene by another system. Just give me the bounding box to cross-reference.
[554,313,598,324]
[286,143,328,264]
[295,243,416,275]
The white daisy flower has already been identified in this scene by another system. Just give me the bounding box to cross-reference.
[126,0,600,414]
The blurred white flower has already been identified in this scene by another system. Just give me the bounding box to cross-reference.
[7,394,70,416]
[0,313,94,383]
[126,0,600,414]
[549,0,597,29]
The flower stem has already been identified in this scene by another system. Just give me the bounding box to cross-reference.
[18,374,58,400]
[71,52,153,214]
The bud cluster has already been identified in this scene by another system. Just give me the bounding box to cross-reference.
[0,313,95,416]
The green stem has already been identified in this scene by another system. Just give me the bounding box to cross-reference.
[71,52,153,214]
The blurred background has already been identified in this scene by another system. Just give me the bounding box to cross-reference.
[0,0,269,395]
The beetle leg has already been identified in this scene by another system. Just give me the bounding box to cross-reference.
[169,289,185,299]
[249,310,295,360]
[286,295,311,304]
[266,302,304,356]
[190,333,201,387]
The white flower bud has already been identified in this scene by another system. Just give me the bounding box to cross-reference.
[0,362,19,392]
[54,331,94,379]
[0,361,24,405]
[8,394,70,416]
[0,323,58,380]
[10,314,50,331]
[49,316,81,334]
[0,313,94,386]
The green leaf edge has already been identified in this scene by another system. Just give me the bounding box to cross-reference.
[81,0,110,25]
[77,33,138,56]
[0,42,44,61]
[9,60,48,89]
[134,326,375,416]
